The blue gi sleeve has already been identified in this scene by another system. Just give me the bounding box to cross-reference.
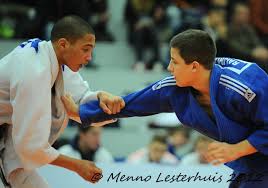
[79,78,176,125]
[245,68,268,155]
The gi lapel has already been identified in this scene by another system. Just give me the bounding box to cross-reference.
[50,67,68,143]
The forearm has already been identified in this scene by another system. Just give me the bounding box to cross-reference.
[50,154,79,172]
[50,154,103,183]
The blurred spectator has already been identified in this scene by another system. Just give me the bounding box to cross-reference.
[209,0,228,8]
[227,2,268,71]
[127,134,179,165]
[58,125,114,163]
[124,0,163,71]
[201,6,229,56]
[88,0,115,42]
[250,0,268,47]
[173,0,208,33]
[181,135,213,165]
[153,4,173,43]
[0,0,37,39]
[167,127,191,159]
[202,6,227,41]
[166,2,183,33]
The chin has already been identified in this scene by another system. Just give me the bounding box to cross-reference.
[176,81,188,88]
[71,66,80,72]
[176,81,182,87]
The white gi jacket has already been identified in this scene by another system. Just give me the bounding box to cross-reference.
[0,39,98,178]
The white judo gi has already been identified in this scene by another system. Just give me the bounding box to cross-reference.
[0,39,99,187]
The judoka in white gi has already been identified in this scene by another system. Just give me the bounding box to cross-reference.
[0,15,124,188]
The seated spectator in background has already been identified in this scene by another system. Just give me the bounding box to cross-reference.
[167,126,191,160]
[127,134,179,165]
[59,125,113,163]
[227,2,268,72]
[201,6,229,57]
[250,0,268,48]
[26,0,91,39]
[88,0,115,42]
[181,135,213,165]
[152,3,173,43]
[124,0,163,71]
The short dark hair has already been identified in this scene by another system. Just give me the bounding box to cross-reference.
[51,15,95,43]
[168,126,191,139]
[170,29,216,69]
[151,135,167,145]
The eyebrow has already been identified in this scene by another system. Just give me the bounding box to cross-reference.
[83,44,95,48]
[171,57,178,63]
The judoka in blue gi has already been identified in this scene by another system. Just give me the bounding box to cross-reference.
[62,29,268,188]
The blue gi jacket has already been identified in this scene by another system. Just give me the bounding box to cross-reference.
[80,58,268,173]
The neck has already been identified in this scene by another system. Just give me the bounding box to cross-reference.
[192,69,211,96]
[52,41,63,66]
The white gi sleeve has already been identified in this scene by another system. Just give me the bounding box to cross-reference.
[63,67,99,105]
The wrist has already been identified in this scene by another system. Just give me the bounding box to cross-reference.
[234,140,257,158]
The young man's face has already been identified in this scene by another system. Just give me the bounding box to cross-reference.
[171,132,188,148]
[63,33,95,72]
[149,142,167,163]
[167,47,194,87]
[80,127,102,151]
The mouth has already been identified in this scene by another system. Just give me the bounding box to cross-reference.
[80,63,87,68]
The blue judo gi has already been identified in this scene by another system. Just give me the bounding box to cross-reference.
[80,58,268,187]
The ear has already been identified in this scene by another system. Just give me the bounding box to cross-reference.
[57,38,69,50]
[192,61,200,72]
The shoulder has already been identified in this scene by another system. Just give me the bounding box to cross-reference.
[11,40,50,72]
[215,58,268,103]
[152,76,188,96]
[152,76,177,90]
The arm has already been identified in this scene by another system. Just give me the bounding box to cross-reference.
[63,67,124,115]
[50,154,102,183]
[206,69,268,165]
[79,78,175,125]
[206,140,257,165]
[63,66,99,104]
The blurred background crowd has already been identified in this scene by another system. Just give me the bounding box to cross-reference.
[0,0,267,167]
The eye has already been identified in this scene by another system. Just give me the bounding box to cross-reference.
[170,59,176,64]
[82,48,89,52]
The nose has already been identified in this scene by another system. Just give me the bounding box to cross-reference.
[85,53,92,62]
